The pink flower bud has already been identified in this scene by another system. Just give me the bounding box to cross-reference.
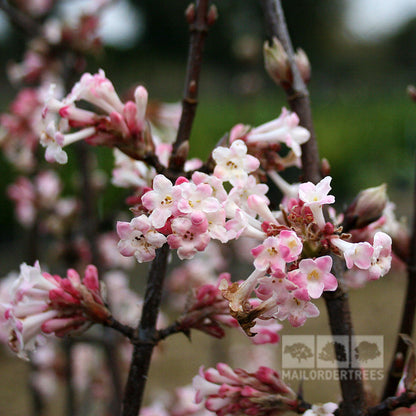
[343,184,387,231]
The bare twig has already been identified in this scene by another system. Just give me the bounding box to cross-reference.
[259,0,320,184]
[0,0,40,37]
[259,1,366,414]
[169,0,215,172]
[121,244,170,416]
[383,156,416,399]
[368,391,416,416]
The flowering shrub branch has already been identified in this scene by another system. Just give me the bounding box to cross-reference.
[0,0,415,416]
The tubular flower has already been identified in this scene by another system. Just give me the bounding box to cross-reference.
[298,176,335,229]
[117,215,167,263]
[193,363,297,416]
[2,262,110,360]
[212,140,260,186]
[41,70,152,163]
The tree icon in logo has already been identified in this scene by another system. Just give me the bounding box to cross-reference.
[284,342,314,363]
[354,341,381,363]
[319,341,348,363]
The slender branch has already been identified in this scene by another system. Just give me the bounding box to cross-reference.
[121,244,170,416]
[156,321,187,342]
[259,0,320,184]
[368,391,416,416]
[169,0,214,172]
[0,0,40,37]
[105,316,136,340]
[383,156,416,399]
[259,1,366,414]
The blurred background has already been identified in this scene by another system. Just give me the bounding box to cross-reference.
[0,0,416,233]
[0,0,416,415]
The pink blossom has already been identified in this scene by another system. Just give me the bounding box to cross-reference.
[252,236,287,273]
[0,88,41,170]
[175,181,221,216]
[252,231,302,273]
[177,276,238,339]
[192,171,228,203]
[246,193,277,224]
[142,174,178,228]
[3,263,109,360]
[7,177,36,226]
[228,176,269,216]
[368,231,392,280]
[225,209,266,241]
[255,275,298,304]
[167,214,211,260]
[288,256,337,299]
[117,215,167,263]
[212,140,260,186]
[330,237,374,270]
[299,176,335,228]
[275,288,320,327]
[244,108,310,157]
[193,363,297,415]
[42,71,153,159]
[250,317,283,345]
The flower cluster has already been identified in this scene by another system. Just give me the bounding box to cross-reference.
[176,274,282,344]
[230,107,310,170]
[193,363,297,416]
[41,69,184,167]
[1,262,109,360]
[115,136,392,331]
[220,172,392,329]
[0,88,43,171]
[7,170,77,231]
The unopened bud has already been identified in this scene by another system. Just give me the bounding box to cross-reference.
[207,5,218,27]
[185,3,196,24]
[294,48,311,84]
[407,85,416,103]
[134,85,148,129]
[321,158,331,177]
[264,37,290,87]
[343,183,388,231]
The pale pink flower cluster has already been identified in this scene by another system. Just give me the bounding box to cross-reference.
[114,137,392,330]
[7,170,77,231]
[177,274,281,344]
[219,175,392,329]
[1,262,109,360]
[193,363,297,415]
[116,140,270,262]
[41,70,184,167]
[330,231,392,281]
[229,107,310,169]
[0,88,43,171]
